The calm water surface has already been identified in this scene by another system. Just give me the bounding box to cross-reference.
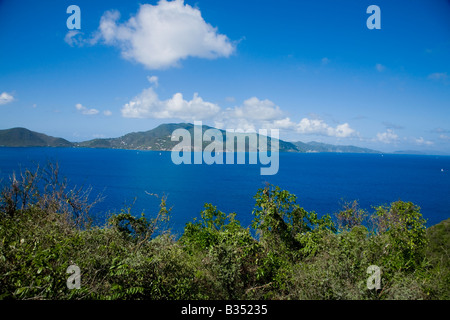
[0,148,449,234]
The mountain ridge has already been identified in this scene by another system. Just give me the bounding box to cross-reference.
[0,124,382,154]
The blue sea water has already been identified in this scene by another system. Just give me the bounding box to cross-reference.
[0,147,449,234]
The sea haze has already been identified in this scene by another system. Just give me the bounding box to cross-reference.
[0,148,449,234]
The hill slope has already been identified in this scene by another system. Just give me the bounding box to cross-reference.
[294,141,381,153]
[77,123,300,152]
[0,128,73,147]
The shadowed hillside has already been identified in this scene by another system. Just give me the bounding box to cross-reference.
[0,128,73,147]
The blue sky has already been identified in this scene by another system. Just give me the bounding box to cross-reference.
[0,0,449,153]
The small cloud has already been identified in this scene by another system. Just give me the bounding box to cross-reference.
[321,57,330,65]
[428,72,448,81]
[414,137,434,146]
[147,76,159,87]
[439,134,450,141]
[0,92,14,105]
[376,129,399,144]
[225,96,236,103]
[64,30,84,47]
[296,118,356,138]
[76,103,99,115]
[228,97,284,121]
[32,104,37,108]
[375,63,386,72]
[103,110,112,116]
[121,87,220,120]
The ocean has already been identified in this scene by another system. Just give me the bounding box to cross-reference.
[0,147,449,234]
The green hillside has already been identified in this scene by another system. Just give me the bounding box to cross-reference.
[0,128,73,147]
[293,141,381,154]
[77,123,300,152]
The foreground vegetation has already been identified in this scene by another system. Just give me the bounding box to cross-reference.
[0,164,448,300]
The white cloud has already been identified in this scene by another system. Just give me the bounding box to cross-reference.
[414,137,434,146]
[375,63,386,72]
[376,129,399,144]
[213,97,287,131]
[215,101,356,138]
[226,97,284,121]
[93,0,235,69]
[75,103,100,115]
[122,81,358,139]
[333,123,356,138]
[296,118,355,138]
[297,118,330,135]
[103,110,112,116]
[121,87,221,120]
[147,76,159,87]
[64,30,84,47]
[440,134,450,141]
[0,92,14,105]
[217,98,356,138]
[273,117,297,129]
[321,57,330,65]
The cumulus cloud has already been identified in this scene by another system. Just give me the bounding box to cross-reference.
[0,92,14,105]
[93,0,235,69]
[212,97,286,131]
[216,99,356,138]
[296,118,355,138]
[297,118,330,135]
[331,123,356,138]
[226,97,284,121]
[76,103,100,115]
[121,86,221,121]
[376,129,399,144]
[121,80,358,138]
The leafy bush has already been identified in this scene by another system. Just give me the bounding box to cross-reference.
[0,166,448,300]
